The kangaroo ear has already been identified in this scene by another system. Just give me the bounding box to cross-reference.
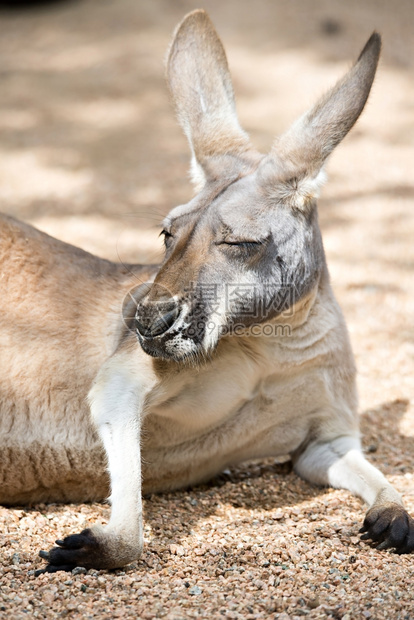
[167,10,252,188]
[269,33,381,208]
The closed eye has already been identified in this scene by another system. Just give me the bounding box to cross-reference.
[223,240,262,248]
[217,239,266,259]
[218,239,265,251]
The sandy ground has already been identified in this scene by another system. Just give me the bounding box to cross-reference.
[0,0,413,618]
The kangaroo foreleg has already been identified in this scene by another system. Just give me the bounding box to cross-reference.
[37,350,155,574]
[293,436,414,553]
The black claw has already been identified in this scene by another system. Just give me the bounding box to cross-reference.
[34,568,47,577]
[35,563,76,576]
[38,550,49,560]
[57,531,92,550]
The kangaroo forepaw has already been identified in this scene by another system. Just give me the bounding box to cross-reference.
[360,504,414,554]
[35,527,142,575]
[35,528,102,575]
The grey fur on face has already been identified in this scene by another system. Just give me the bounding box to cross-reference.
[135,160,326,360]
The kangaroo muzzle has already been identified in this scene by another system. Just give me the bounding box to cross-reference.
[132,284,201,361]
[135,300,179,339]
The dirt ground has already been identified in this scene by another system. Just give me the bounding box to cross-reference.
[0,0,413,618]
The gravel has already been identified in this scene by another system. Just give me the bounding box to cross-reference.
[1,464,414,619]
[0,0,413,618]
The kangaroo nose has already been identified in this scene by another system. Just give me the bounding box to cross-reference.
[135,305,179,338]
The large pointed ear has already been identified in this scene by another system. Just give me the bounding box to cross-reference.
[167,10,252,187]
[269,32,381,207]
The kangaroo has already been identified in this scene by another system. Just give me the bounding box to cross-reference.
[1,10,413,574]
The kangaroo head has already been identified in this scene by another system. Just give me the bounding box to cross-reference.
[134,9,381,362]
